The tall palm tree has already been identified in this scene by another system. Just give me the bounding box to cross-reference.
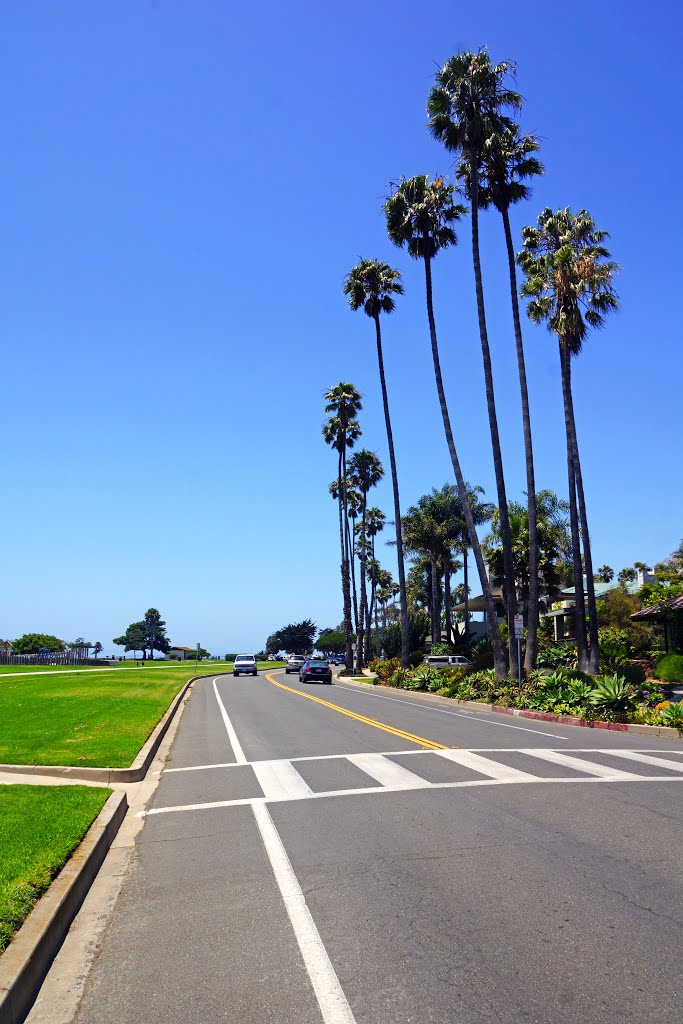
[344,259,411,669]
[348,449,384,669]
[517,207,619,673]
[346,486,363,633]
[428,50,522,677]
[323,383,362,670]
[457,482,494,643]
[458,125,544,671]
[385,174,507,680]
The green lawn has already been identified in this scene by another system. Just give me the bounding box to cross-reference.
[0,784,110,952]
[0,663,283,767]
[0,660,285,674]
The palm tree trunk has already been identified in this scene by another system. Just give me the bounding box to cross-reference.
[347,514,359,635]
[502,205,539,674]
[340,447,354,670]
[463,542,470,644]
[560,344,589,670]
[430,556,440,648]
[374,315,410,669]
[469,157,518,678]
[338,450,354,671]
[444,568,452,646]
[563,354,600,673]
[356,500,368,671]
[423,253,507,680]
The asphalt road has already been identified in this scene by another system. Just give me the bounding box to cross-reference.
[72,669,683,1024]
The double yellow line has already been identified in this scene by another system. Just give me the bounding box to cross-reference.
[265,673,447,750]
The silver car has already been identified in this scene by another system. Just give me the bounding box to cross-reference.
[285,655,306,674]
[233,654,257,677]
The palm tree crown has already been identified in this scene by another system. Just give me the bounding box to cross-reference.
[344,260,403,319]
[385,175,466,260]
[457,125,543,213]
[427,49,521,159]
[517,207,619,355]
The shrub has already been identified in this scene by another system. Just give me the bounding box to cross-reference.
[410,651,425,668]
[435,686,451,697]
[470,638,494,670]
[375,658,401,682]
[404,666,438,691]
[589,674,638,714]
[387,668,408,687]
[537,643,575,670]
[660,703,683,730]
[654,654,683,683]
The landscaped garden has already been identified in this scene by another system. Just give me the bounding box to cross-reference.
[0,784,111,952]
[367,654,683,730]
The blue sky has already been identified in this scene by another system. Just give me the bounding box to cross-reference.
[2,1,681,654]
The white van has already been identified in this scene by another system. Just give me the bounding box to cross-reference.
[423,655,471,668]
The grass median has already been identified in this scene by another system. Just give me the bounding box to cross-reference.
[0,784,111,953]
[0,663,283,767]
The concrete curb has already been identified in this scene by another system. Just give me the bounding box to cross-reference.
[337,676,683,740]
[0,791,128,1024]
[0,672,214,784]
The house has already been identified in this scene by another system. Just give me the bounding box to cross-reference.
[452,587,506,642]
[543,567,659,642]
[166,646,197,661]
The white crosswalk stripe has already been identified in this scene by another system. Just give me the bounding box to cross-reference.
[437,748,537,782]
[347,753,431,789]
[598,750,683,773]
[518,749,641,779]
[251,760,313,800]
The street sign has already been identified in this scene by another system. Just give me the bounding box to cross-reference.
[514,614,524,638]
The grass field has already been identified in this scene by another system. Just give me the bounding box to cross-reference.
[0,660,285,675]
[0,784,110,952]
[0,663,283,766]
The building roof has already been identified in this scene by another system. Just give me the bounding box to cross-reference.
[169,646,196,653]
[630,595,683,621]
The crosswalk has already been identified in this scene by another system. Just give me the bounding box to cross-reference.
[149,748,683,816]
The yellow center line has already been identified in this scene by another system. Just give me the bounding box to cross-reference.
[265,673,448,750]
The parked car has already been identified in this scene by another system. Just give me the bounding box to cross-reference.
[423,654,471,668]
[233,654,258,677]
[285,655,306,674]
[299,659,332,684]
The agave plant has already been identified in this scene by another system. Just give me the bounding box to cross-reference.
[589,674,638,714]
[404,666,439,691]
[660,703,683,731]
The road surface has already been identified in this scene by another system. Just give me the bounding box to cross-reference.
[68,669,683,1023]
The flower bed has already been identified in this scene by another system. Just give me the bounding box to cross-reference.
[368,660,683,730]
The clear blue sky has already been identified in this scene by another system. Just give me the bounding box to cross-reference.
[2,1,681,654]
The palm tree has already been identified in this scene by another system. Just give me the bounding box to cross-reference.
[346,486,363,633]
[517,208,619,673]
[457,483,494,643]
[344,259,411,669]
[428,50,522,677]
[365,507,386,658]
[323,383,362,670]
[484,489,572,619]
[402,500,445,648]
[458,125,544,671]
[385,174,507,680]
[348,449,384,669]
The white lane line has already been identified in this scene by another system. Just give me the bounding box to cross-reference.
[332,682,568,740]
[437,748,538,781]
[212,678,247,765]
[520,749,642,779]
[252,760,313,800]
[143,774,683,815]
[253,802,357,1024]
[347,753,431,789]
[599,750,683,773]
